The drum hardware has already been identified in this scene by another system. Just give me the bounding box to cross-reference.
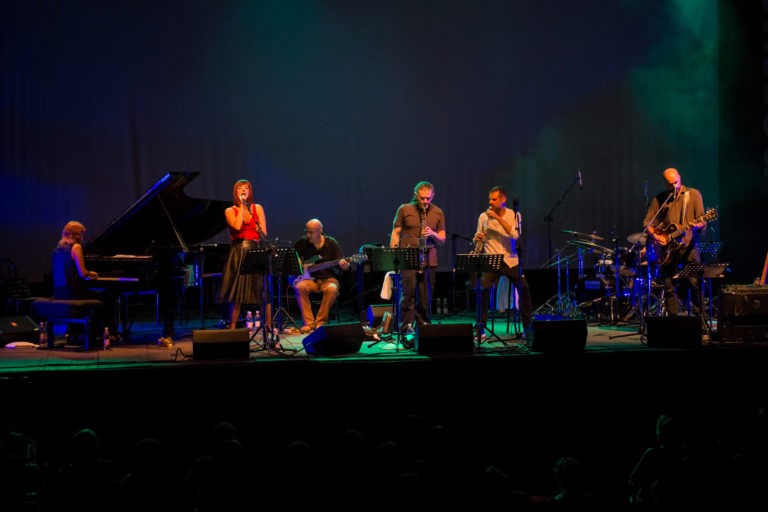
[626,232,647,246]
[567,239,614,255]
[560,229,606,241]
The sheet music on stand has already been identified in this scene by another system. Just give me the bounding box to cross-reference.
[367,248,421,352]
[673,262,729,280]
[239,247,272,275]
[455,253,505,347]
[455,253,504,274]
[271,247,303,336]
[369,247,421,272]
[273,247,303,276]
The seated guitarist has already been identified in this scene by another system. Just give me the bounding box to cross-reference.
[293,219,350,333]
[643,167,707,317]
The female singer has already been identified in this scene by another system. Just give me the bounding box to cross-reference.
[218,179,270,330]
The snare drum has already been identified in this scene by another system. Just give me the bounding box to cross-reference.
[613,247,638,277]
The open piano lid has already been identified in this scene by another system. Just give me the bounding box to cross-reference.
[85,172,229,256]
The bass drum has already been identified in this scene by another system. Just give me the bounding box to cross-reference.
[575,275,607,306]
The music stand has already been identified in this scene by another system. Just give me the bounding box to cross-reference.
[239,248,272,349]
[673,262,728,342]
[455,253,504,346]
[272,247,303,335]
[369,248,421,350]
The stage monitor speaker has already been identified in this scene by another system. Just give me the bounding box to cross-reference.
[302,323,364,356]
[192,328,250,360]
[531,319,587,352]
[645,316,702,348]
[0,315,40,344]
[416,323,474,355]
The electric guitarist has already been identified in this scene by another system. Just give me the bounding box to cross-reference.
[643,168,708,317]
[292,219,350,334]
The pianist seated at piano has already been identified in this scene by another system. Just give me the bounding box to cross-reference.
[52,221,117,340]
[218,179,272,331]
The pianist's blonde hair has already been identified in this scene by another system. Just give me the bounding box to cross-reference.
[57,221,86,248]
[232,179,253,206]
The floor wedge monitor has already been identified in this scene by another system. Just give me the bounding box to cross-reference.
[416,323,474,355]
[531,319,588,352]
[192,328,250,360]
[302,323,364,356]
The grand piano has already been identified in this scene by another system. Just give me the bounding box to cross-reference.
[85,171,230,337]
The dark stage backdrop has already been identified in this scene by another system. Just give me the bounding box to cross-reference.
[1,1,765,287]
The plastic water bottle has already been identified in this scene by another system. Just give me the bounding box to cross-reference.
[103,327,111,350]
[245,310,254,331]
[253,310,261,332]
[39,322,47,346]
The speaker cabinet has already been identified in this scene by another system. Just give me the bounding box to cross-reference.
[531,319,587,352]
[0,315,40,344]
[302,323,364,356]
[645,316,702,348]
[416,323,474,355]
[192,328,250,360]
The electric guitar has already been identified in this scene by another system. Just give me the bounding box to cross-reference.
[291,253,367,287]
[648,208,718,266]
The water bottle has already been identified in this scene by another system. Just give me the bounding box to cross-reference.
[103,327,111,350]
[39,322,47,346]
[245,310,254,331]
[442,297,448,315]
[253,310,261,332]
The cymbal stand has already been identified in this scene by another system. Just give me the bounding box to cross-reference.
[610,241,648,340]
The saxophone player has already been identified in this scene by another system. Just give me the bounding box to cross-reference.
[473,186,533,341]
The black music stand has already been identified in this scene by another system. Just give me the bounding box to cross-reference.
[455,253,504,346]
[368,248,421,351]
[239,248,272,349]
[272,247,303,334]
[673,262,729,342]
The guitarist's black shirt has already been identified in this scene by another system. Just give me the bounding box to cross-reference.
[294,235,344,280]
[643,185,705,266]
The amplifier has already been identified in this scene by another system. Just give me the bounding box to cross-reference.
[720,285,768,318]
[719,284,768,342]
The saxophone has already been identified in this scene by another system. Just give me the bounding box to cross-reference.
[471,214,488,254]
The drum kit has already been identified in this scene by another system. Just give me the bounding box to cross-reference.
[558,228,663,323]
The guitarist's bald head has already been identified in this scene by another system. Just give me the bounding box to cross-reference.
[662,168,682,198]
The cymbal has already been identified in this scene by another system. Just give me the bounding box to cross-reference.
[627,232,646,245]
[568,239,613,254]
[560,229,605,241]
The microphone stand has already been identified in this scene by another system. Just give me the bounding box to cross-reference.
[543,175,581,262]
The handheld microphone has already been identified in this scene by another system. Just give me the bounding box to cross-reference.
[578,170,583,189]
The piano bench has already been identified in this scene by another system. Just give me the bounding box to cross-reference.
[31,298,104,351]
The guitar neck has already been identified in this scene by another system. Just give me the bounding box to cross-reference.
[308,259,343,272]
